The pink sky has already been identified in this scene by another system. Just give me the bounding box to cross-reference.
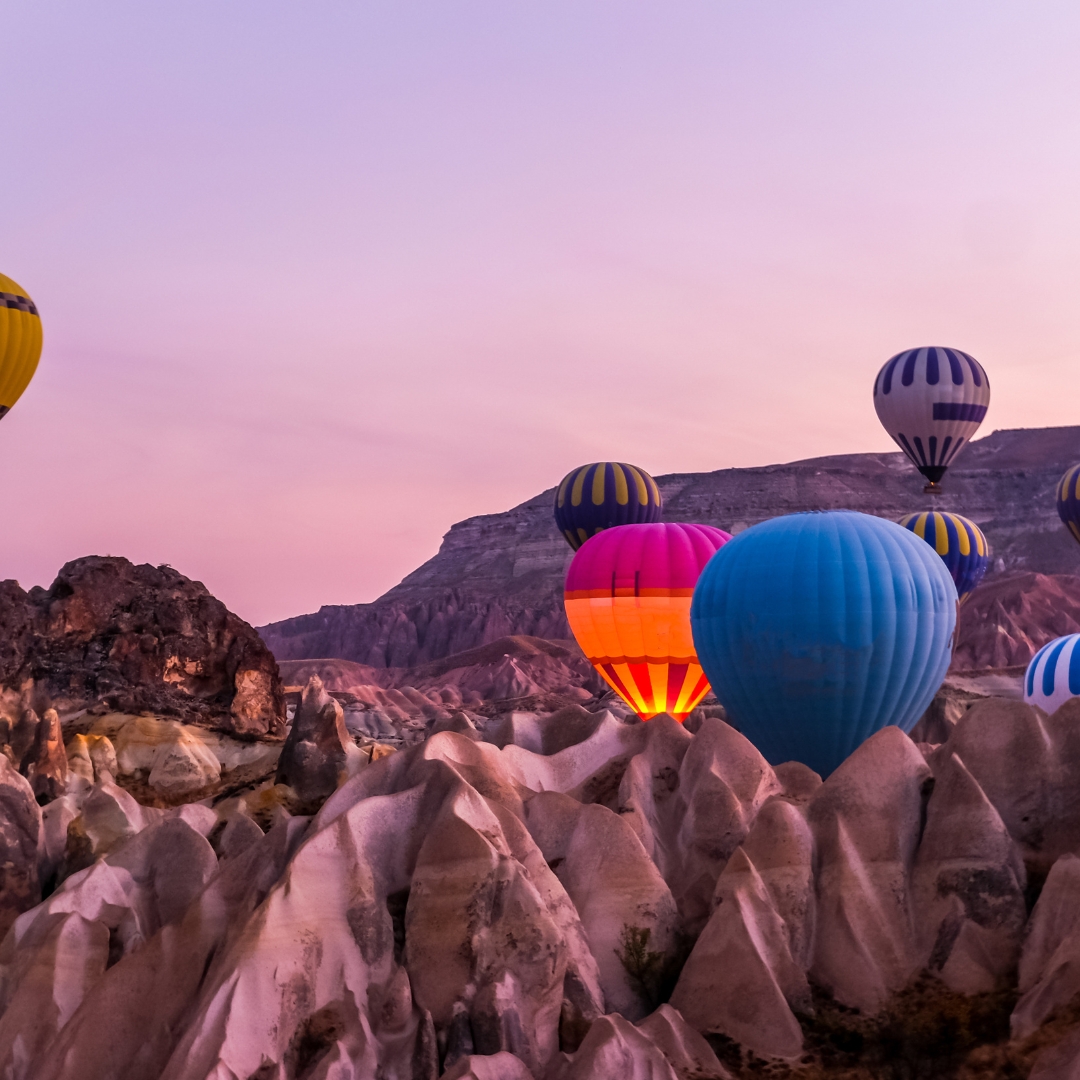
[3,2,1079,626]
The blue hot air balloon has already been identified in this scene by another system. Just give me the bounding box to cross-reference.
[898,510,990,603]
[1024,634,1080,715]
[553,462,663,550]
[691,511,958,777]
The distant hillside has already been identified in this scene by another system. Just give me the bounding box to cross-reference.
[259,426,1080,668]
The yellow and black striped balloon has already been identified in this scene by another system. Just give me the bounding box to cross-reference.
[898,510,990,603]
[0,273,42,421]
[553,462,662,550]
[1058,464,1080,547]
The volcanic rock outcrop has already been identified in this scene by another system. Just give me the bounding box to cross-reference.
[0,556,285,738]
[261,425,1080,669]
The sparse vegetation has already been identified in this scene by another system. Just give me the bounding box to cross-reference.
[706,976,1080,1080]
[616,924,691,1010]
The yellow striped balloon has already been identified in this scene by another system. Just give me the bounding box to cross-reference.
[553,462,663,550]
[1057,464,1080,547]
[897,510,990,603]
[0,273,42,421]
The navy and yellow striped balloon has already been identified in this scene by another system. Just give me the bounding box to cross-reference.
[553,462,662,550]
[0,272,43,421]
[898,511,990,603]
[1057,464,1080,547]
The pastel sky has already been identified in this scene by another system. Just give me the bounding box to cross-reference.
[2,2,1079,626]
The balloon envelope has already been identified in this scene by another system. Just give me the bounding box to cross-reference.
[564,522,731,720]
[873,347,989,486]
[554,462,662,550]
[898,510,990,603]
[691,511,957,776]
[0,273,43,421]
[1025,634,1080,715]
[1057,464,1080,547]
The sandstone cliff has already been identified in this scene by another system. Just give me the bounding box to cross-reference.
[261,426,1080,668]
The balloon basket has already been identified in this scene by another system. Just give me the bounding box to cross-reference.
[923,482,943,495]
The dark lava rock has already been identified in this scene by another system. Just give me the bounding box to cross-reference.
[275,674,353,807]
[0,556,285,738]
[20,707,68,804]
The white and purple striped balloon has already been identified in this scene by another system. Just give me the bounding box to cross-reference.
[873,347,990,486]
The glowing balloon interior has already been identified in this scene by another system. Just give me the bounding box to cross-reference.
[554,462,662,550]
[1025,634,1080,715]
[1058,464,1080,547]
[0,273,43,421]
[873,347,989,490]
[898,510,990,603]
[564,522,731,721]
[691,511,957,777]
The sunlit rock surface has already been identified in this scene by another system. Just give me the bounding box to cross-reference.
[0,687,1078,1077]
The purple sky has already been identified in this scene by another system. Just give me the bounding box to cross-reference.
[3,3,1079,626]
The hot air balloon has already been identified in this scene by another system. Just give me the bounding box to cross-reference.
[564,522,731,720]
[554,462,662,550]
[1057,464,1080,546]
[0,273,43,421]
[1025,634,1080,715]
[691,511,957,776]
[898,510,990,604]
[873,347,990,494]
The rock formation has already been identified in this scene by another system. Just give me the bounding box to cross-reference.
[275,675,364,808]
[261,426,1080,668]
[20,706,68,803]
[952,571,1080,671]
[0,757,41,938]
[0,556,285,738]
[1,678,1079,1076]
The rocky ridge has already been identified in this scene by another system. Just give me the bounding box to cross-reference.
[260,426,1080,669]
[953,572,1080,672]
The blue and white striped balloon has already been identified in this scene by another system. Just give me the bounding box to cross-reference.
[1024,634,1080,715]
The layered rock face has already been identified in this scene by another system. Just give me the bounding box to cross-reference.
[0,556,285,738]
[279,636,603,738]
[4,685,1080,1077]
[261,426,1080,668]
[953,571,1080,671]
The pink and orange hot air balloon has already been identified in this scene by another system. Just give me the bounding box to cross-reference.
[564,522,732,721]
